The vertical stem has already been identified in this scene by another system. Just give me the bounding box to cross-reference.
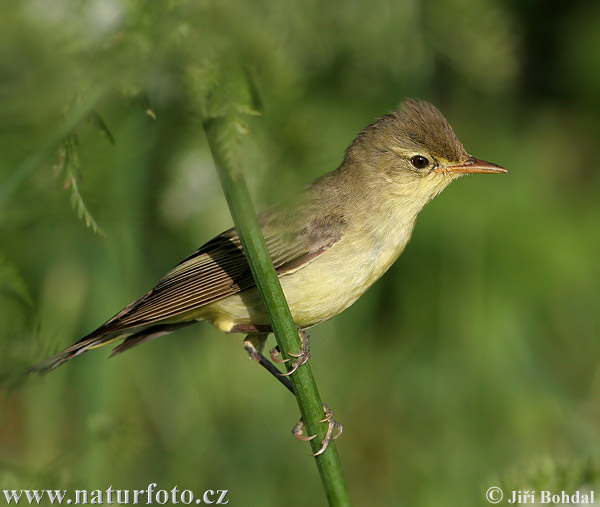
[203,117,351,506]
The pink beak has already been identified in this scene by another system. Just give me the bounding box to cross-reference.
[434,156,507,175]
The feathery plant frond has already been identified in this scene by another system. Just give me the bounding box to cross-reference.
[54,135,105,236]
[185,61,262,191]
[498,455,600,498]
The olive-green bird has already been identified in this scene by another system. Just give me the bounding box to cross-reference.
[29,99,506,376]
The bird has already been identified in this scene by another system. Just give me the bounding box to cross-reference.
[29,99,506,378]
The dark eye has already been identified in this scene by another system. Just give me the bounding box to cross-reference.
[411,155,430,169]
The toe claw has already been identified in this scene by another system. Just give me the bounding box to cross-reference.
[319,404,334,423]
[292,421,317,442]
[333,421,344,440]
[311,443,328,457]
[282,329,311,376]
[272,329,311,376]
[292,403,343,456]
[270,346,289,364]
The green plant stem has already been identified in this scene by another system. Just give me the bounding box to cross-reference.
[204,116,351,506]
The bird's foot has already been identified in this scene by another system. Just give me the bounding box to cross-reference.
[270,328,311,376]
[292,404,343,456]
[243,333,295,394]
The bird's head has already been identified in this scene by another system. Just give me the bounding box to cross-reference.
[345,99,506,205]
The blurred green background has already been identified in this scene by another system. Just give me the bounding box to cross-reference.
[1,0,600,505]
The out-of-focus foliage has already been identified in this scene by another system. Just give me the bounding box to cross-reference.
[1,0,599,505]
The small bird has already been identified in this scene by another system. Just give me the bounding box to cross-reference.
[29,99,506,377]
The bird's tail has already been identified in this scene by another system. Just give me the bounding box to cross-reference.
[27,322,194,375]
[27,331,121,375]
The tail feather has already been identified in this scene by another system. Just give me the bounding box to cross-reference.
[27,333,119,375]
[27,322,196,375]
[109,322,194,357]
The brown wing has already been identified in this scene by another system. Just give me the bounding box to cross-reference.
[92,208,346,335]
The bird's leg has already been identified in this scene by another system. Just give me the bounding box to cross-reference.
[240,329,342,455]
[243,333,295,395]
[271,327,311,377]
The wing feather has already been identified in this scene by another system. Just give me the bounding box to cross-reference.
[91,208,346,335]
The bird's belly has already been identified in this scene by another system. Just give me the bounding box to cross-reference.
[281,238,403,327]
[280,258,376,327]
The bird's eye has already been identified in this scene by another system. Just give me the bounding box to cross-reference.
[411,155,430,169]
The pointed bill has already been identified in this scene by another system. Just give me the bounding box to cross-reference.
[435,156,507,175]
